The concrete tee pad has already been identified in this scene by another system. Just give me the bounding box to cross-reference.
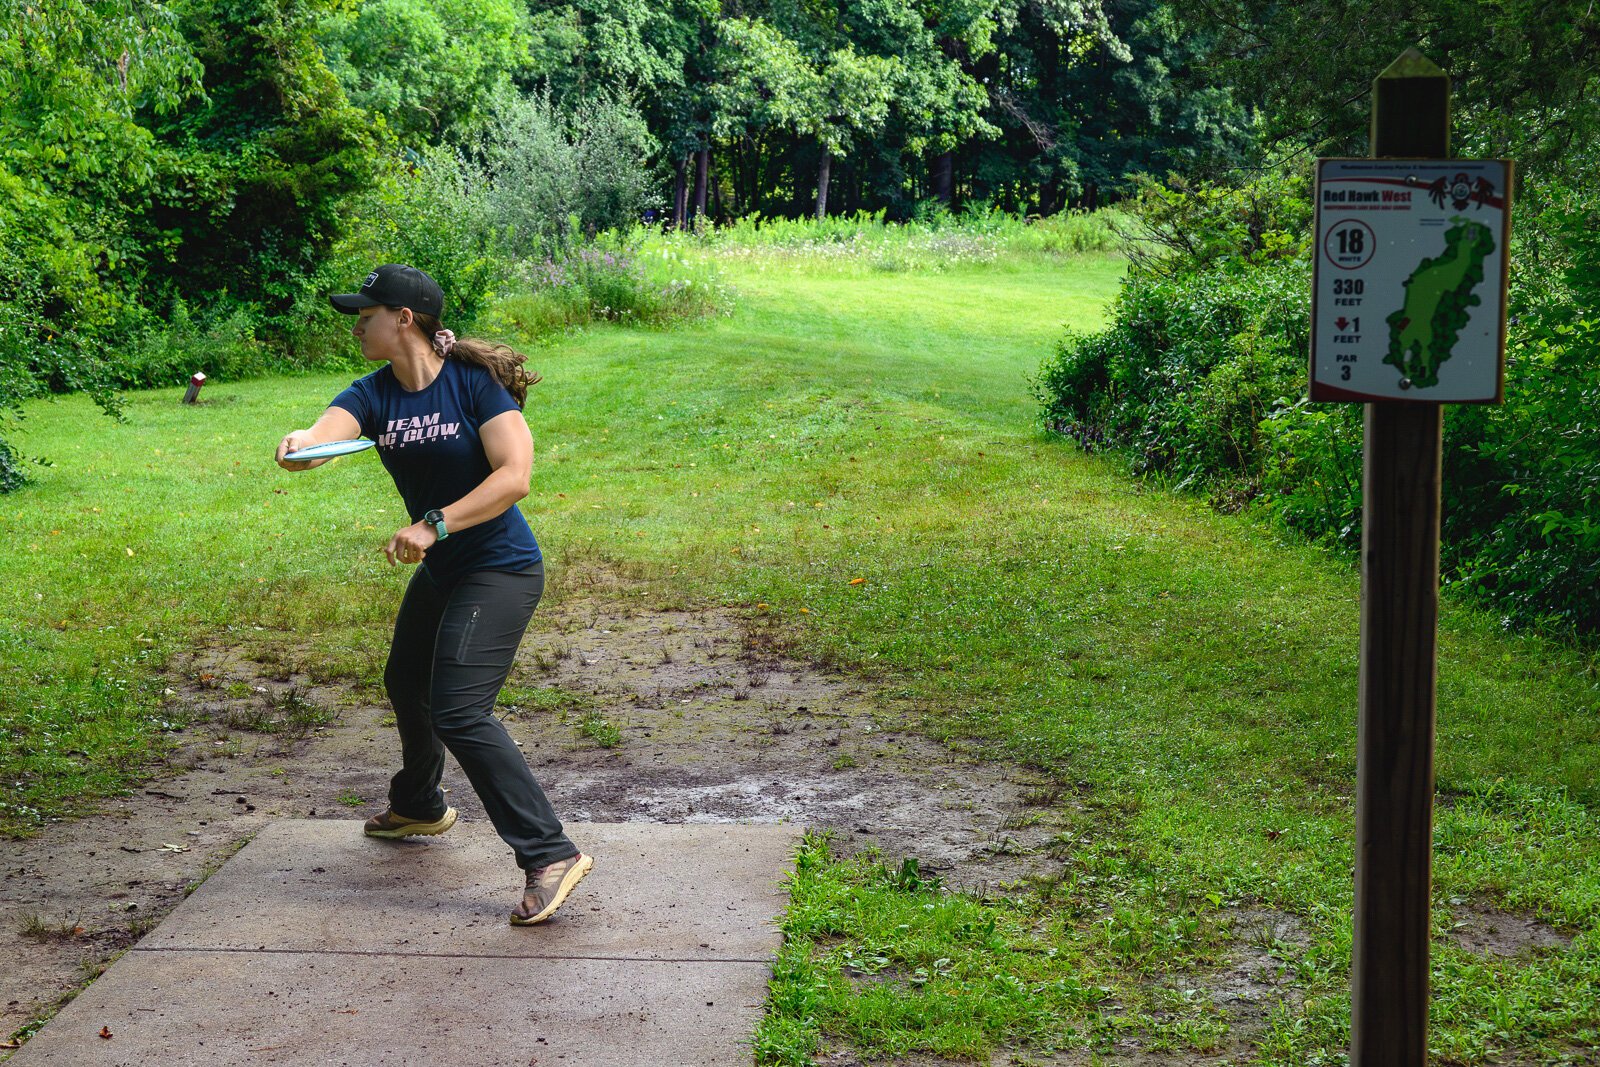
[7,820,801,1066]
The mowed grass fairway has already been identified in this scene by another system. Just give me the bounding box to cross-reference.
[5,249,1599,1063]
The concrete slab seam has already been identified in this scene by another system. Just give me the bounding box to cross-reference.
[131,946,778,965]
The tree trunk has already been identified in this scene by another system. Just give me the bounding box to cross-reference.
[932,151,954,205]
[737,137,753,219]
[815,148,832,219]
[692,147,709,227]
[792,152,806,215]
[673,155,689,230]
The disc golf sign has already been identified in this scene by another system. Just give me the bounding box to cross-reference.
[1310,159,1512,403]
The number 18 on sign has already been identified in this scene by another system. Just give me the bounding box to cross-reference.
[1311,159,1512,403]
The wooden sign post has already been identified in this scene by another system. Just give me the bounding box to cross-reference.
[1309,48,1512,1066]
[1354,52,1448,1067]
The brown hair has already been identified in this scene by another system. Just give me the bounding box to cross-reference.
[411,312,542,409]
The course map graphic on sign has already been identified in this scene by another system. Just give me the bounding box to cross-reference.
[1311,159,1511,403]
[1384,215,1495,387]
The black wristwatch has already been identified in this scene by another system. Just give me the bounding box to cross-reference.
[423,509,449,541]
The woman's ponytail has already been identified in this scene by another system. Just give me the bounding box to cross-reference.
[410,314,541,408]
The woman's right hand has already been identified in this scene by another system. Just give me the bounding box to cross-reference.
[275,407,363,472]
[275,430,322,471]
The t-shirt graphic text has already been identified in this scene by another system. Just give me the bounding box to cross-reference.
[380,413,462,448]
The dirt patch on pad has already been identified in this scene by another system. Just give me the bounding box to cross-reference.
[500,605,1065,885]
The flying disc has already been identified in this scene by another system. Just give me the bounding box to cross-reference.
[283,438,375,461]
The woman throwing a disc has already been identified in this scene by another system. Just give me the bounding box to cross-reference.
[275,264,591,926]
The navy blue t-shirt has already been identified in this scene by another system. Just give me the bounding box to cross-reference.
[331,359,540,585]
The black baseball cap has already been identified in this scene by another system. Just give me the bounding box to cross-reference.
[329,264,444,317]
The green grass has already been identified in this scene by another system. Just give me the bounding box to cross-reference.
[576,712,622,749]
[4,242,1598,1062]
[756,836,1134,1065]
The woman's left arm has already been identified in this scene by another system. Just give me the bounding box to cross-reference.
[384,411,532,565]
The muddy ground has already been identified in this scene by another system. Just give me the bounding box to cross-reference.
[0,581,1575,1064]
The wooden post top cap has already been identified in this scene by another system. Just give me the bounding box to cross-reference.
[1375,47,1448,82]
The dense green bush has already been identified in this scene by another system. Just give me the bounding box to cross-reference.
[0,0,198,486]
[1114,169,1314,277]
[1438,176,1600,629]
[114,299,358,389]
[473,90,659,256]
[1035,264,1310,495]
[1035,170,1600,636]
[1034,173,1311,496]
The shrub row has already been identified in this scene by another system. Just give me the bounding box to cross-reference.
[1035,173,1600,636]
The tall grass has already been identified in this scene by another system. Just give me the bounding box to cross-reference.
[480,242,733,338]
[665,207,1126,272]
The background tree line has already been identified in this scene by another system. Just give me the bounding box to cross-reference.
[0,0,1240,487]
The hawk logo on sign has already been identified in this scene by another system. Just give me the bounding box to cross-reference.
[1421,172,1497,212]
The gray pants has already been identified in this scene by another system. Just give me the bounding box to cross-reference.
[384,562,578,870]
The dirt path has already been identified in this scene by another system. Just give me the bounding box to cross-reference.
[1,587,1067,1051]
